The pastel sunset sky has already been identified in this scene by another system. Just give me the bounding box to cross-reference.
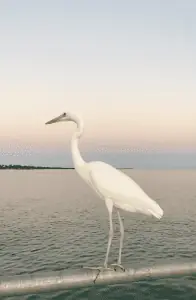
[0,0,195,168]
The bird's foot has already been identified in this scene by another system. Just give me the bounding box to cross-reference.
[110,263,126,272]
[82,265,114,283]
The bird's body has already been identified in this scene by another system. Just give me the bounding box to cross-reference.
[85,161,163,218]
[46,111,163,277]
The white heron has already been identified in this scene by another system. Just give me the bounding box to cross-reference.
[45,112,163,278]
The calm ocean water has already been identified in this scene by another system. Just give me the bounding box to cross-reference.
[0,169,196,299]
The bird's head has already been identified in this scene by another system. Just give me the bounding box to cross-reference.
[45,112,71,125]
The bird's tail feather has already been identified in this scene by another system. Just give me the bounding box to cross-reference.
[147,199,163,219]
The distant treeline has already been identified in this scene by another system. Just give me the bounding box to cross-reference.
[0,165,73,170]
[0,165,133,170]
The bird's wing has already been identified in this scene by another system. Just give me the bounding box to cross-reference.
[89,169,105,200]
[88,161,163,218]
[88,161,148,200]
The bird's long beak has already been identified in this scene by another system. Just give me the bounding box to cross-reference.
[45,113,65,125]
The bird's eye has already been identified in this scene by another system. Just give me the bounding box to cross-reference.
[63,113,66,116]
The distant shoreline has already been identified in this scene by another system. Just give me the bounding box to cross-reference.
[0,165,133,170]
[0,165,73,170]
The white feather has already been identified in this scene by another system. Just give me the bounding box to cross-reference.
[88,161,163,219]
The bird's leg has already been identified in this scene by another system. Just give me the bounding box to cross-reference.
[103,198,114,268]
[117,210,124,266]
[82,198,114,283]
[111,210,125,272]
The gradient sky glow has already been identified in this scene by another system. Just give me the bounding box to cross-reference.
[0,0,195,168]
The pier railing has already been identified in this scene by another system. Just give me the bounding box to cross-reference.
[1,262,196,297]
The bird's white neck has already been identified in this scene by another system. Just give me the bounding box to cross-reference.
[70,113,85,170]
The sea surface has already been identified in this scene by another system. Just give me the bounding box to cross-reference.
[0,169,196,299]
